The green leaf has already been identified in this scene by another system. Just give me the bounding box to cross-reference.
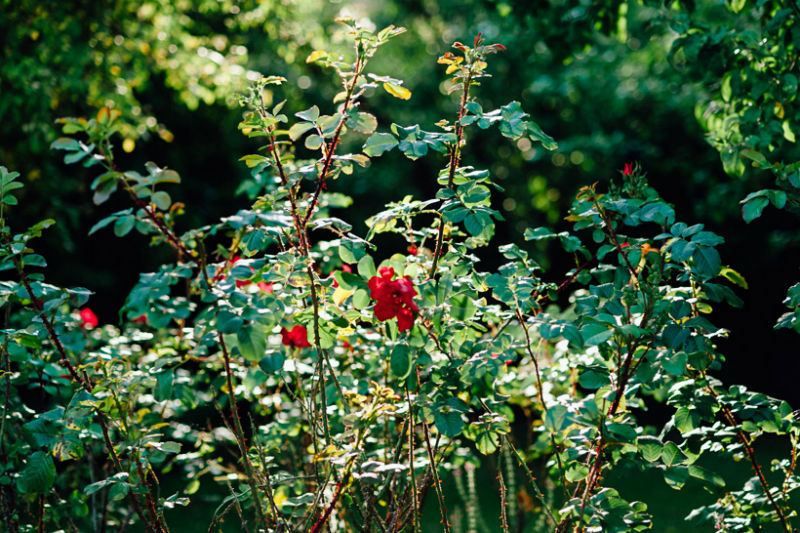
[638,436,663,463]
[688,465,725,488]
[259,352,286,374]
[663,465,689,490]
[363,132,398,157]
[89,215,118,236]
[579,366,610,390]
[50,138,80,151]
[740,149,768,167]
[288,122,315,141]
[16,451,56,494]
[347,112,378,135]
[357,255,377,278]
[565,463,589,482]
[295,105,320,122]
[433,408,465,437]
[151,191,171,210]
[741,190,770,223]
[674,407,699,434]
[661,442,686,467]
[692,247,721,279]
[239,154,268,168]
[580,323,613,346]
[305,134,324,150]
[154,441,181,454]
[113,215,136,237]
[544,404,569,432]
[237,325,267,361]
[353,289,370,310]
[527,120,558,150]
[217,311,244,334]
[433,397,468,437]
[390,343,412,379]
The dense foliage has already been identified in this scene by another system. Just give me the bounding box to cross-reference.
[3,9,800,531]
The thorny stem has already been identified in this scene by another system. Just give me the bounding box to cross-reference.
[429,66,474,279]
[415,367,451,532]
[301,53,364,229]
[503,437,556,526]
[103,140,271,527]
[497,465,509,533]
[9,248,164,531]
[405,387,420,533]
[556,201,649,532]
[217,333,267,527]
[705,380,793,531]
[308,409,369,533]
[515,309,546,409]
[98,143,191,260]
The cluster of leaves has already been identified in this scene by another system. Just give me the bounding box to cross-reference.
[2,19,800,533]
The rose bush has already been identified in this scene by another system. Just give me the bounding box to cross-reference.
[1,19,799,532]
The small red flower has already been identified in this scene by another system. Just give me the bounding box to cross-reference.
[331,265,353,288]
[222,256,272,292]
[79,308,99,329]
[256,282,274,293]
[281,325,311,349]
[407,244,418,256]
[368,266,419,332]
[620,242,630,249]
[132,314,148,325]
[622,162,634,176]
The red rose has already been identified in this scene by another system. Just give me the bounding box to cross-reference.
[281,325,311,349]
[79,308,99,329]
[367,266,419,332]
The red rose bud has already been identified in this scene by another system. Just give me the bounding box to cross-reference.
[79,308,99,329]
[623,162,634,176]
[368,266,419,332]
[281,325,311,349]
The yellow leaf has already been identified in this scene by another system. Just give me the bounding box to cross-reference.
[306,50,328,63]
[383,82,412,100]
[274,488,288,509]
[337,327,355,339]
[96,107,110,124]
[333,286,354,306]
